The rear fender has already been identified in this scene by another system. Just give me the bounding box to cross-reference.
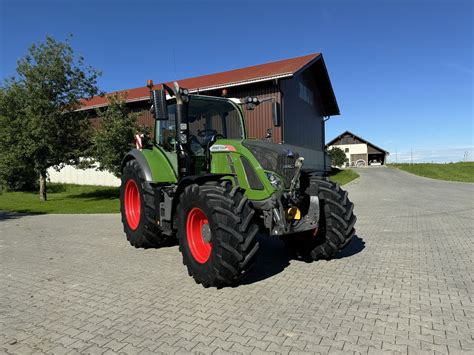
[121,148,178,183]
[121,149,153,181]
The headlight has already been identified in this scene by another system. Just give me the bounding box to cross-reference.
[265,172,283,189]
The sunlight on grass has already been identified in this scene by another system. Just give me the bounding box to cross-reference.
[329,168,359,185]
[389,162,474,183]
[0,183,120,214]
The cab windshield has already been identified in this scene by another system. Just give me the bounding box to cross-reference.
[187,96,244,141]
[155,95,244,152]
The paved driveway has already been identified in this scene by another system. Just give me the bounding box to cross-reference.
[1,168,473,354]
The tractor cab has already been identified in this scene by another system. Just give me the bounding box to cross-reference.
[153,92,245,176]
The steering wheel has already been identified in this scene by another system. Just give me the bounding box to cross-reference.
[204,133,223,145]
[197,129,218,138]
[213,133,225,140]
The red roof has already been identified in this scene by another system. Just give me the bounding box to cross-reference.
[79,53,321,110]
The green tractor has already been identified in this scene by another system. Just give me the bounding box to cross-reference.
[120,80,356,287]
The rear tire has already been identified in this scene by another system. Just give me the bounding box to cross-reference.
[284,177,356,260]
[177,181,259,288]
[120,159,170,248]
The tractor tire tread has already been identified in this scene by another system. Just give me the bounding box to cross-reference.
[285,175,356,261]
[120,159,171,248]
[177,181,259,287]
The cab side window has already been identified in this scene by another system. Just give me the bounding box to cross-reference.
[156,104,176,152]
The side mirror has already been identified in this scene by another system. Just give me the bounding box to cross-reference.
[151,89,168,120]
[272,102,281,126]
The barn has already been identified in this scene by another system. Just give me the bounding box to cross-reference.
[79,53,340,172]
[326,131,389,167]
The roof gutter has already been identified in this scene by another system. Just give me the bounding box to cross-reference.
[188,72,293,93]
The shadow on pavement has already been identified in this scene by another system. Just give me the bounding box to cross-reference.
[241,234,366,285]
[240,235,291,285]
[0,211,44,222]
[334,234,365,259]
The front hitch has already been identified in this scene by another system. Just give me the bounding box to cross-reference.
[262,157,320,236]
[265,193,320,236]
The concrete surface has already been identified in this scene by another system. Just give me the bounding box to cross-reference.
[1,168,473,354]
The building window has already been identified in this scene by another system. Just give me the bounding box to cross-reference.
[345,148,349,153]
[298,82,314,106]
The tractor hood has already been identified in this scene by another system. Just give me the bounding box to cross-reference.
[242,140,300,189]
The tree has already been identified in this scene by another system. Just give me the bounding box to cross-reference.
[0,36,101,200]
[328,147,348,167]
[91,94,147,177]
[0,84,38,191]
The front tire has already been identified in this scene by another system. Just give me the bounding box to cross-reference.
[284,177,356,260]
[120,159,170,248]
[177,181,259,288]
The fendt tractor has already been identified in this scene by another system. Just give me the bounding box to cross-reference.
[120,80,356,287]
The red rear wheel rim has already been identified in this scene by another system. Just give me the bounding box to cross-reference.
[186,208,212,263]
[124,179,141,230]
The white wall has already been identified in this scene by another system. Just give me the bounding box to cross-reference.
[47,164,120,186]
[328,143,368,165]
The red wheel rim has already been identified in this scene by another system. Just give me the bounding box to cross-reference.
[124,179,141,230]
[186,208,212,263]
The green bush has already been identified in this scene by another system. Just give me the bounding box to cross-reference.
[328,147,348,167]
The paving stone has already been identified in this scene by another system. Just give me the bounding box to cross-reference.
[191,343,220,354]
[229,342,255,354]
[1,168,472,355]
[103,339,127,352]
[210,338,234,350]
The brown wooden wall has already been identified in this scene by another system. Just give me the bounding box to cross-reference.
[332,135,365,145]
[205,82,282,143]
[87,103,154,129]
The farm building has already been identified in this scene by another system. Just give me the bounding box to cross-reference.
[79,53,340,173]
[326,131,389,167]
[50,53,341,186]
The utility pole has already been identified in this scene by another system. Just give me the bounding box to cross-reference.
[410,148,413,165]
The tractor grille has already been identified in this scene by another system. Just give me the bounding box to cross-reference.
[242,140,299,188]
[276,153,299,188]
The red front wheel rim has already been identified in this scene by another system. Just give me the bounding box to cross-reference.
[186,208,212,263]
[124,179,141,230]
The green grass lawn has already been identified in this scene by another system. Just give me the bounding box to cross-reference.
[329,168,359,185]
[0,183,120,214]
[389,162,474,183]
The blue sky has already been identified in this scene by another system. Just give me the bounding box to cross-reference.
[1,0,472,162]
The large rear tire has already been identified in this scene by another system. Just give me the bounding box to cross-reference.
[284,177,356,260]
[120,159,171,248]
[177,181,259,288]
